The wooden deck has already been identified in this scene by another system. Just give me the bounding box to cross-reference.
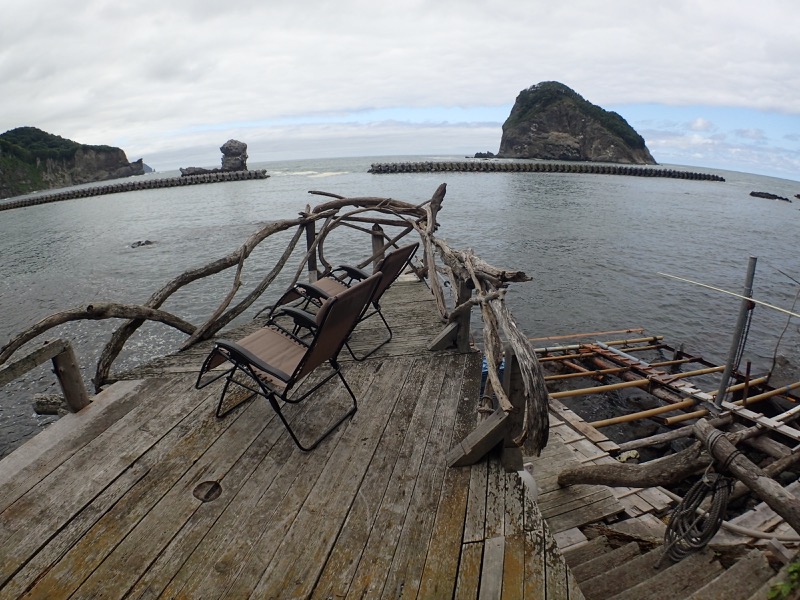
[0,279,583,599]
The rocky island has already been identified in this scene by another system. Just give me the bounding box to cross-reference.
[0,127,144,199]
[495,81,656,164]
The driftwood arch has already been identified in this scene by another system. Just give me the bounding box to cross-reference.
[0,184,550,455]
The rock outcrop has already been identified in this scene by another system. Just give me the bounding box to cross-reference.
[0,127,144,199]
[497,82,656,164]
[180,139,249,177]
[220,139,248,171]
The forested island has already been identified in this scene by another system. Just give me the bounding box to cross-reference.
[0,127,144,199]
[488,81,657,164]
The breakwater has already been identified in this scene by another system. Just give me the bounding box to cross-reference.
[0,169,269,212]
[369,161,725,181]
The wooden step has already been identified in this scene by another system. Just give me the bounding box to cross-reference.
[607,548,723,600]
[685,549,775,600]
[563,535,612,568]
[571,541,641,583]
[580,547,668,600]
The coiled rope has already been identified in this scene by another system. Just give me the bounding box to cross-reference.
[659,471,733,565]
[659,429,737,566]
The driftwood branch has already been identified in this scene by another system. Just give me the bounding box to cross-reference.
[92,215,314,389]
[0,303,196,366]
[557,426,760,488]
[180,224,306,348]
[558,441,711,488]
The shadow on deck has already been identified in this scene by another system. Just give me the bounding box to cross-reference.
[0,279,580,599]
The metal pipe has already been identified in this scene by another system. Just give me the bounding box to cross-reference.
[715,256,757,408]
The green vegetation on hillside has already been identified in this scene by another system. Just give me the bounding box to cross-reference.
[505,81,647,150]
[0,126,116,162]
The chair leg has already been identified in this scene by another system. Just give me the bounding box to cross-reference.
[215,368,258,418]
[346,305,393,361]
[268,365,358,451]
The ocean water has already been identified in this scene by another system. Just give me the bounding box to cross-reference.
[1,155,799,456]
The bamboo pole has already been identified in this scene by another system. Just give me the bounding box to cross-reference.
[549,378,649,400]
[590,398,697,428]
[533,336,663,354]
[585,367,768,429]
[661,376,782,425]
[528,327,645,342]
[662,365,725,380]
[545,366,630,381]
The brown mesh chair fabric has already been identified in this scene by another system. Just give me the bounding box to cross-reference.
[196,272,382,451]
[266,242,419,360]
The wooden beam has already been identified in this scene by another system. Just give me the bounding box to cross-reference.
[428,322,459,351]
[447,409,509,467]
[0,339,69,387]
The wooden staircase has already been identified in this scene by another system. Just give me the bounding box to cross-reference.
[562,535,780,599]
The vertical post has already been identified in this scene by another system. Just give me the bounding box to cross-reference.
[715,256,757,408]
[371,224,385,270]
[304,221,318,282]
[51,345,91,412]
[455,279,472,352]
[501,344,525,471]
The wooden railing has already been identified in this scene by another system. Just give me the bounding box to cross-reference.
[0,339,90,412]
[0,184,550,455]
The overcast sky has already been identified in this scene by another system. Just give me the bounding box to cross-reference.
[2,0,799,180]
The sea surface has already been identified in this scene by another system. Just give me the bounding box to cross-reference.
[1,155,799,457]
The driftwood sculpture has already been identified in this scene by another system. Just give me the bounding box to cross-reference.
[1,184,549,456]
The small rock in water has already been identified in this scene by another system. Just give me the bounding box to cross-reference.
[33,393,68,416]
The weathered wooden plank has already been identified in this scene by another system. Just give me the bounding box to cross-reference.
[546,496,624,534]
[685,549,774,600]
[125,399,314,599]
[147,364,378,598]
[479,536,505,599]
[552,528,588,552]
[309,357,434,598]
[121,367,356,598]
[455,542,483,600]
[24,381,272,599]
[246,356,431,598]
[311,356,452,599]
[485,448,507,539]
[611,548,722,600]
[416,352,482,600]
[463,454,489,544]
[549,399,612,446]
[0,374,208,589]
[0,378,146,510]
[502,470,526,600]
[379,353,471,598]
[177,363,387,599]
[522,493,548,600]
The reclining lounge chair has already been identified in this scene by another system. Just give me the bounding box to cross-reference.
[196,272,382,451]
[268,242,419,360]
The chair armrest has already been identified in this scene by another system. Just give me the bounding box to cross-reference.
[295,282,331,301]
[334,264,371,280]
[277,306,318,331]
[214,340,292,383]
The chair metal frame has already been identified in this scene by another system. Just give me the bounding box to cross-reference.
[196,273,382,451]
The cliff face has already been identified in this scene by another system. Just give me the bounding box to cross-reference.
[497,82,656,164]
[36,148,144,188]
[0,127,144,199]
